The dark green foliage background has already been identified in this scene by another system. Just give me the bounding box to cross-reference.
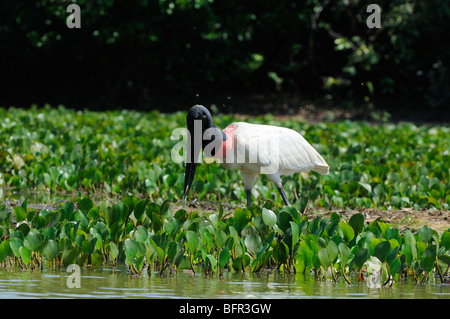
[1,0,449,119]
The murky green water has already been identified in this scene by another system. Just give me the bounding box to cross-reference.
[0,266,449,299]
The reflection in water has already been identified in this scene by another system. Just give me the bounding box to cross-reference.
[0,266,448,299]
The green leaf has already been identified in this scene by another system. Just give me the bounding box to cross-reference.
[423,245,436,260]
[186,230,199,253]
[159,200,172,218]
[404,229,416,245]
[441,231,450,250]
[387,246,400,265]
[229,226,239,243]
[403,230,417,262]
[318,248,331,268]
[121,196,139,214]
[14,206,27,223]
[262,208,277,227]
[137,241,146,258]
[419,257,433,273]
[389,257,402,276]
[438,254,450,269]
[44,239,59,260]
[245,234,261,255]
[87,207,100,220]
[26,210,37,222]
[24,230,41,251]
[234,208,251,233]
[81,238,93,254]
[327,240,338,263]
[32,216,46,229]
[348,213,365,235]
[353,248,369,269]
[419,225,432,243]
[173,249,185,268]
[312,254,321,270]
[200,228,213,252]
[330,212,340,223]
[370,238,383,254]
[107,202,128,227]
[151,211,163,233]
[214,229,227,249]
[74,210,89,229]
[0,226,6,238]
[358,182,372,195]
[9,238,23,258]
[338,242,350,265]
[273,241,289,264]
[46,211,62,228]
[61,201,74,217]
[209,214,219,229]
[163,217,179,237]
[294,196,308,214]
[135,225,148,242]
[167,241,181,260]
[253,215,268,234]
[377,221,389,236]
[134,199,149,222]
[62,246,78,267]
[284,206,301,224]
[277,211,292,233]
[338,221,355,243]
[0,242,8,263]
[19,246,31,265]
[109,242,119,260]
[219,248,231,269]
[385,227,399,241]
[374,240,391,263]
[78,198,94,213]
[207,254,217,273]
[290,221,299,251]
[145,240,158,263]
[0,205,11,223]
[124,238,138,265]
[389,238,400,250]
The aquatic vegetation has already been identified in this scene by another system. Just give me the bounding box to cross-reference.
[0,197,448,285]
[0,105,449,210]
[0,105,449,284]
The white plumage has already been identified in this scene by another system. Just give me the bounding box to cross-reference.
[220,122,329,203]
[183,105,330,207]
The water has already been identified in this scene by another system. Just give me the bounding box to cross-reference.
[0,266,449,299]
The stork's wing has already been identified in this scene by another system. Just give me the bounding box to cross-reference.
[233,122,329,176]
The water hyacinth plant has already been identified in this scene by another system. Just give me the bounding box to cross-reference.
[0,106,449,286]
[0,106,449,210]
[0,196,448,285]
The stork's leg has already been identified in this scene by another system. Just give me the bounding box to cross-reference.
[277,186,290,206]
[245,189,252,208]
[267,173,290,206]
[241,171,258,208]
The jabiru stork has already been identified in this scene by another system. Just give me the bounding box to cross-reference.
[183,105,329,207]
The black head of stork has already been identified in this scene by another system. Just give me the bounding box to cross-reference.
[183,105,226,205]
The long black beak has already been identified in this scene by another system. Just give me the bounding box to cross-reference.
[183,105,221,206]
[183,162,197,205]
[183,131,201,206]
